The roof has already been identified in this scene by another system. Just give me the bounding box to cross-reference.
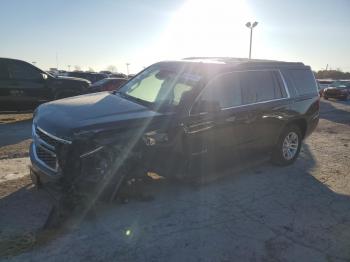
[182,57,306,68]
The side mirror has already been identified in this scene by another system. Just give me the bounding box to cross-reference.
[192,100,221,115]
[41,73,48,80]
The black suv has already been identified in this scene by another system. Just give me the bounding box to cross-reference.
[30,58,319,200]
[67,72,108,83]
[0,58,90,111]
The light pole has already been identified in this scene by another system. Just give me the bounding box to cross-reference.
[245,21,258,59]
[126,63,130,75]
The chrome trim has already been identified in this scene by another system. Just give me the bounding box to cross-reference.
[32,143,58,173]
[36,126,72,145]
[221,97,289,111]
[189,69,291,116]
[278,70,291,98]
[80,146,104,158]
[37,137,55,151]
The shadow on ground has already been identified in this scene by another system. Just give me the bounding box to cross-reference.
[2,143,349,261]
[0,119,32,147]
[319,99,350,125]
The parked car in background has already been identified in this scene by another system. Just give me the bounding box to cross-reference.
[323,80,350,100]
[99,70,112,75]
[30,58,319,205]
[67,72,108,83]
[317,79,333,97]
[109,73,127,78]
[88,77,128,93]
[0,58,90,111]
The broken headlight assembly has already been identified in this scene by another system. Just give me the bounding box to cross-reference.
[143,131,169,146]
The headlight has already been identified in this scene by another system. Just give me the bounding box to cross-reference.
[80,146,104,158]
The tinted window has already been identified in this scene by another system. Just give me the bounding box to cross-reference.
[285,69,317,95]
[198,72,242,109]
[240,71,284,104]
[0,61,9,79]
[8,61,42,80]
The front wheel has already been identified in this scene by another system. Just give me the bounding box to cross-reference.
[271,125,302,166]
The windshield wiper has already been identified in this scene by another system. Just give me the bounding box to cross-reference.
[116,92,152,107]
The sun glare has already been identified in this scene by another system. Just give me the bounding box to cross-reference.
[157,0,254,59]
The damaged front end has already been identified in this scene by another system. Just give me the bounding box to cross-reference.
[30,124,145,204]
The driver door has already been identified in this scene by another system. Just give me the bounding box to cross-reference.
[184,72,245,171]
[6,60,50,109]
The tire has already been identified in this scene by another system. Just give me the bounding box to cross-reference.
[271,125,302,166]
[324,96,328,100]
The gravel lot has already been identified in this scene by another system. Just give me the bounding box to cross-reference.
[0,99,349,261]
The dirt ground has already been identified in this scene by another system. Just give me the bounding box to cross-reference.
[0,99,349,261]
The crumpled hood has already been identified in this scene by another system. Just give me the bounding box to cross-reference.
[34,92,162,139]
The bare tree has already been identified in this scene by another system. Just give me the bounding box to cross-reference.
[106,65,117,73]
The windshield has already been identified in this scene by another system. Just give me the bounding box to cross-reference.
[117,64,201,111]
[332,81,350,89]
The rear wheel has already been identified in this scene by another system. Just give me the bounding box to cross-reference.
[271,125,302,166]
[323,96,328,100]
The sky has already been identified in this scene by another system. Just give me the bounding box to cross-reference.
[0,0,349,74]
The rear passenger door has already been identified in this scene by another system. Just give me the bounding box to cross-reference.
[238,70,289,152]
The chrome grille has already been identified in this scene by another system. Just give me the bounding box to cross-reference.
[35,127,62,149]
[36,146,57,170]
[33,125,71,173]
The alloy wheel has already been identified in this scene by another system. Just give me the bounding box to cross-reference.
[282,132,299,160]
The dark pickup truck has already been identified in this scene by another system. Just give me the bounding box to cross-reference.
[0,58,90,111]
[30,58,319,206]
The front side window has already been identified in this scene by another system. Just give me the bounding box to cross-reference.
[7,61,42,80]
[118,65,200,110]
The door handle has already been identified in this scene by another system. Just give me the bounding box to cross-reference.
[185,121,214,134]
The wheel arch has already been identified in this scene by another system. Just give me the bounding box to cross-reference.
[286,118,307,139]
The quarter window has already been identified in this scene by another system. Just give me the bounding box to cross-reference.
[283,69,317,95]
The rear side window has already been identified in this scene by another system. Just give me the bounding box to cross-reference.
[284,69,317,96]
[8,61,42,80]
[240,71,286,104]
